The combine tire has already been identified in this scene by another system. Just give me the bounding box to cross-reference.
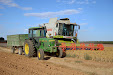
[37,49,44,60]
[11,46,15,54]
[18,47,22,55]
[56,47,63,58]
[23,40,36,57]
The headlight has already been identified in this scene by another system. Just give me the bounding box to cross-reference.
[48,45,50,47]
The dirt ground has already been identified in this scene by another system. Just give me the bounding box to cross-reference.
[0,44,113,75]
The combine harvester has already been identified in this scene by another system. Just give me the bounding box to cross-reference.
[41,18,104,51]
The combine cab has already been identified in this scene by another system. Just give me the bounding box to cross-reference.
[42,18,80,43]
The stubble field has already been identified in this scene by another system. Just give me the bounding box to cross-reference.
[66,45,113,62]
[0,43,113,75]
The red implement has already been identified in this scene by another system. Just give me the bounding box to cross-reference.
[60,43,104,51]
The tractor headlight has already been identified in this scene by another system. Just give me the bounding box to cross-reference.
[48,45,50,47]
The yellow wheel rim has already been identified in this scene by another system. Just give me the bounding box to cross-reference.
[38,51,41,58]
[25,43,29,55]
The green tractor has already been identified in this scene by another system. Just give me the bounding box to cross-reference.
[24,27,64,60]
[7,27,64,60]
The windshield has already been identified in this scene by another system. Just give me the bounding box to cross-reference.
[33,30,46,37]
[58,23,74,36]
[29,29,46,37]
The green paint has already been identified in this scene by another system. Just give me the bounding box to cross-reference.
[38,38,57,52]
[58,40,73,43]
[29,27,43,29]
[7,34,28,46]
[53,35,63,38]
[53,35,77,43]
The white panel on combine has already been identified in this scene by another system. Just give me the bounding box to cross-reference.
[49,17,57,27]
[44,17,58,37]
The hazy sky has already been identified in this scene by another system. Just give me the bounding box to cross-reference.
[0,0,113,41]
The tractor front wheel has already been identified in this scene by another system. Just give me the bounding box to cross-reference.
[56,47,63,58]
[37,49,44,60]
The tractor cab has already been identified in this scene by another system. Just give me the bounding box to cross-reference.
[28,27,46,38]
[28,27,47,44]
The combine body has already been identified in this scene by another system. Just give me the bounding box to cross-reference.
[42,18,80,43]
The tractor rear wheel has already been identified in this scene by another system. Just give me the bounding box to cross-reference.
[37,49,44,60]
[56,47,63,58]
[23,40,36,57]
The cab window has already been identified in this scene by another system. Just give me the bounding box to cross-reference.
[33,30,40,37]
[29,30,32,38]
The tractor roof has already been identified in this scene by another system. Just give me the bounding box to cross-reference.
[65,23,78,26]
[29,27,45,30]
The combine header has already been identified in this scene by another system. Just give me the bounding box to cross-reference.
[59,43,104,52]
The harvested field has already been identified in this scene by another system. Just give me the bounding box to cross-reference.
[0,47,86,75]
[66,46,113,62]
[0,43,113,75]
[0,43,7,47]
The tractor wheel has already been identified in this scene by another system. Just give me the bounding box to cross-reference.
[56,47,63,58]
[23,40,36,57]
[37,49,44,60]
[18,47,23,55]
[11,46,15,54]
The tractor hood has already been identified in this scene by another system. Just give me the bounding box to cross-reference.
[39,38,56,47]
[39,38,56,43]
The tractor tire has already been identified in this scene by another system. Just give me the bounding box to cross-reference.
[37,49,44,60]
[56,47,63,58]
[18,47,22,55]
[23,40,36,57]
[11,46,15,54]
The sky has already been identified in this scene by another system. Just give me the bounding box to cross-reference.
[0,0,113,41]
